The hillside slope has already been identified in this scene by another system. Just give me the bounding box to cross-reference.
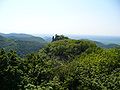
[0,35,120,90]
[0,34,47,56]
[95,41,120,48]
[0,33,46,43]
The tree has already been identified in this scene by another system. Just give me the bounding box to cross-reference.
[0,49,23,90]
[52,34,69,42]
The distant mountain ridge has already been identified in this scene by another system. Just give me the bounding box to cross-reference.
[0,33,120,56]
[36,34,120,45]
[95,41,120,48]
[67,35,120,45]
[0,33,47,56]
[0,33,46,43]
[0,35,6,40]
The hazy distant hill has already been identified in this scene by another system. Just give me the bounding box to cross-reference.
[0,33,46,43]
[0,33,119,56]
[0,35,15,48]
[0,35,6,40]
[68,35,120,45]
[95,41,120,48]
[42,36,52,42]
[0,33,47,56]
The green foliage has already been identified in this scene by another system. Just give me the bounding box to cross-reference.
[0,37,120,90]
[0,34,47,56]
[44,39,96,60]
[0,49,23,90]
[52,34,69,42]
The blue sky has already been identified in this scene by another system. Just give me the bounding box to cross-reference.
[0,0,120,36]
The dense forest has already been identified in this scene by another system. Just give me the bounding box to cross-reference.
[0,33,47,56]
[0,34,120,90]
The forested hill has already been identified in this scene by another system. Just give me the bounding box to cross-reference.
[0,33,46,43]
[95,41,120,48]
[0,33,47,56]
[0,35,120,90]
[0,35,6,40]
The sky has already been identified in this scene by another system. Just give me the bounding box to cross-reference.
[0,0,120,36]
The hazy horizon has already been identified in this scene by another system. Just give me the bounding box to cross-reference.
[0,0,120,36]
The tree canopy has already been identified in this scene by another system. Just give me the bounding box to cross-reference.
[0,35,120,90]
[52,34,69,42]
